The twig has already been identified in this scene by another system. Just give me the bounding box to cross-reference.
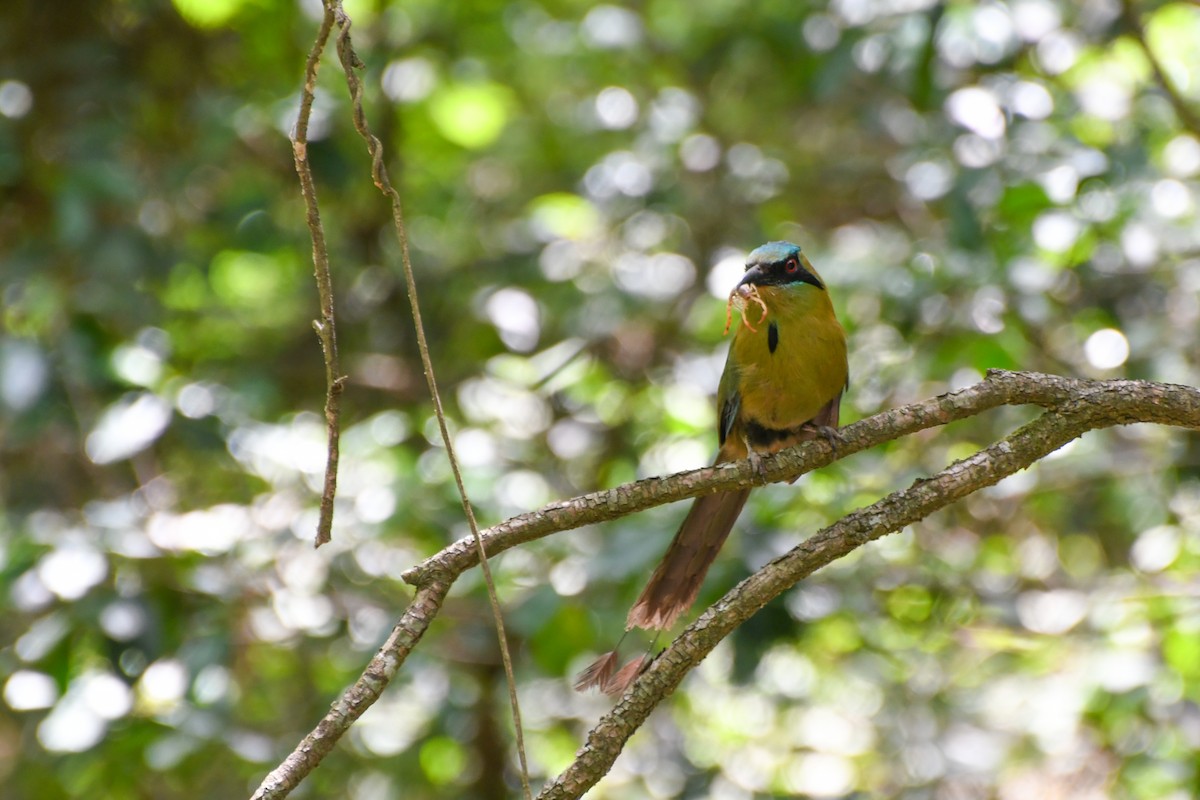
[291,2,343,548]
[249,371,1200,799]
[323,3,533,796]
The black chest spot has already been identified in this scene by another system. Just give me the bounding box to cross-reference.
[767,321,779,354]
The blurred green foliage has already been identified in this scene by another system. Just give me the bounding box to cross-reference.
[2,0,1199,797]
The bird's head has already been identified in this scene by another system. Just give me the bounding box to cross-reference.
[738,241,825,292]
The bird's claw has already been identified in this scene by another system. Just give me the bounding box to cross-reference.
[746,448,771,485]
[802,423,844,453]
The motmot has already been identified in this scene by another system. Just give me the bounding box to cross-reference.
[577,241,849,694]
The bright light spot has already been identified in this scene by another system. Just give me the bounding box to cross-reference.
[942,725,1009,771]
[112,343,163,387]
[0,80,33,118]
[0,338,48,411]
[1038,165,1078,202]
[1121,222,1159,268]
[100,601,147,641]
[527,192,601,240]
[495,469,551,510]
[139,659,188,708]
[988,468,1036,499]
[38,694,106,753]
[640,438,709,477]
[5,670,58,711]
[613,251,695,299]
[783,753,855,797]
[15,612,68,661]
[355,485,396,524]
[1032,211,1081,252]
[706,251,747,298]
[227,415,327,483]
[273,589,335,634]
[905,160,953,201]
[82,672,133,720]
[381,57,435,103]
[623,209,668,249]
[354,668,446,756]
[595,86,638,129]
[38,545,108,601]
[1163,135,1200,177]
[1016,589,1087,634]
[953,134,1002,168]
[756,647,816,697]
[428,83,510,149]
[1010,80,1054,119]
[1079,188,1118,222]
[1131,524,1181,572]
[1036,30,1080,74]
[1076,76,1130,121]
[584,150,654,197]
[1012,0,1061,41]
[970,288,1006,334]
[176,382,217,418]
[549,557,588,596]
[147,505,252,555]
[172,0,243,28]
[581,5,642,49]
[680,134,721,171]
[648,87,697,142]
[458,378,551,438]
[138,199,171,236]
[538,240,585,281]
[484,287,541,352]
[455,428,497,467]
[192,665,230,706]
[85,392,172,464]
[1151,178,1192,218]
[1096,650,1156,693]
[368,410,409,447]
[798,707,872,755]
[546,419,594,459]
[973,4,1015,61]
[1009,258,1056,293]
[852,35,887,73]
[946,87,1006,139]
[1084,328,1129,370]
[803,14,841,51]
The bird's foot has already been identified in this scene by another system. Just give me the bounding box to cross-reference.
[802,423,844,453]
[746,448,771,485]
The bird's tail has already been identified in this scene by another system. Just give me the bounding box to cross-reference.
[625,487,752,631]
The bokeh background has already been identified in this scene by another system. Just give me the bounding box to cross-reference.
[2,0,1200,797]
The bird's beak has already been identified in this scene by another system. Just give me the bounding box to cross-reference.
[737,265,768,288]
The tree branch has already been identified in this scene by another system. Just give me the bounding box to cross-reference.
[537,381,1198,796]
[249,371,1200,799]
[291,2,344,548]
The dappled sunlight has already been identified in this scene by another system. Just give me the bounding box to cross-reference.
[4,0,1199,796]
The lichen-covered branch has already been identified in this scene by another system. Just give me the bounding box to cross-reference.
[248,370,1200,799]
[402,370,1200,587]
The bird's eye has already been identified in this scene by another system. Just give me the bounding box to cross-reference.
[784,257,799,273]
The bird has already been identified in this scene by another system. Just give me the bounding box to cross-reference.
[576,241,849,694]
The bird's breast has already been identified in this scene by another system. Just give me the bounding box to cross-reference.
[729,295,847,432]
